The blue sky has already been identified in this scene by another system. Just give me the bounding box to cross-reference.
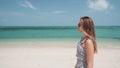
[0,0,120,26]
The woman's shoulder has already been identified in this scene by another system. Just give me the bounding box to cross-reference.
[84,36,93,44]
[85,39,93,44]
[81,36,93,46]
[84,37,94,50]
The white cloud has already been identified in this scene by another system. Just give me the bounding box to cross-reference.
[51,10,67,14]
[39,10,67,15]
[19,0,37,10]
[87,0,113,11]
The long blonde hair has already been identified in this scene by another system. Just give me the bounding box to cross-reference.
[78,16,97,53]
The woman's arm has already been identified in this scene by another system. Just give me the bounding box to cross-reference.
[85,39,94,68]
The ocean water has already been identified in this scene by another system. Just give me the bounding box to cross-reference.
[0,26,120,41]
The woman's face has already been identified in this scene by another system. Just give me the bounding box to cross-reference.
[78,23,83,32]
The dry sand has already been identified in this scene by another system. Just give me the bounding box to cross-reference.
[0,39,120,68]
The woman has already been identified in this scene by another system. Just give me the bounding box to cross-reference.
[75,16,97,68]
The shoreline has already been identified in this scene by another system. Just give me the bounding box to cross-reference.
[0,38,120,48]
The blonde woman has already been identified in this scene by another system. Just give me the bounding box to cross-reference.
[75,16,97,68]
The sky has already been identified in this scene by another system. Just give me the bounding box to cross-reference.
[0,0,120,26]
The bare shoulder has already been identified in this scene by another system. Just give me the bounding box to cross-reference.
[85,39,94,48]
[86,39,93,44]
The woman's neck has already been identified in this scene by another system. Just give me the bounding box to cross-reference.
[82,32,87,37]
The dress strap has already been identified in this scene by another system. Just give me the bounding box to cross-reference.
[80,36,89,44]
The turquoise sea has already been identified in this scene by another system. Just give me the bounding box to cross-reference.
[0,26,120,41]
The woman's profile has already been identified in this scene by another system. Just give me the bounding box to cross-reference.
[75,16,97,68]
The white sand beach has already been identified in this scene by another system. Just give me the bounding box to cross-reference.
[0,39,120,68]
